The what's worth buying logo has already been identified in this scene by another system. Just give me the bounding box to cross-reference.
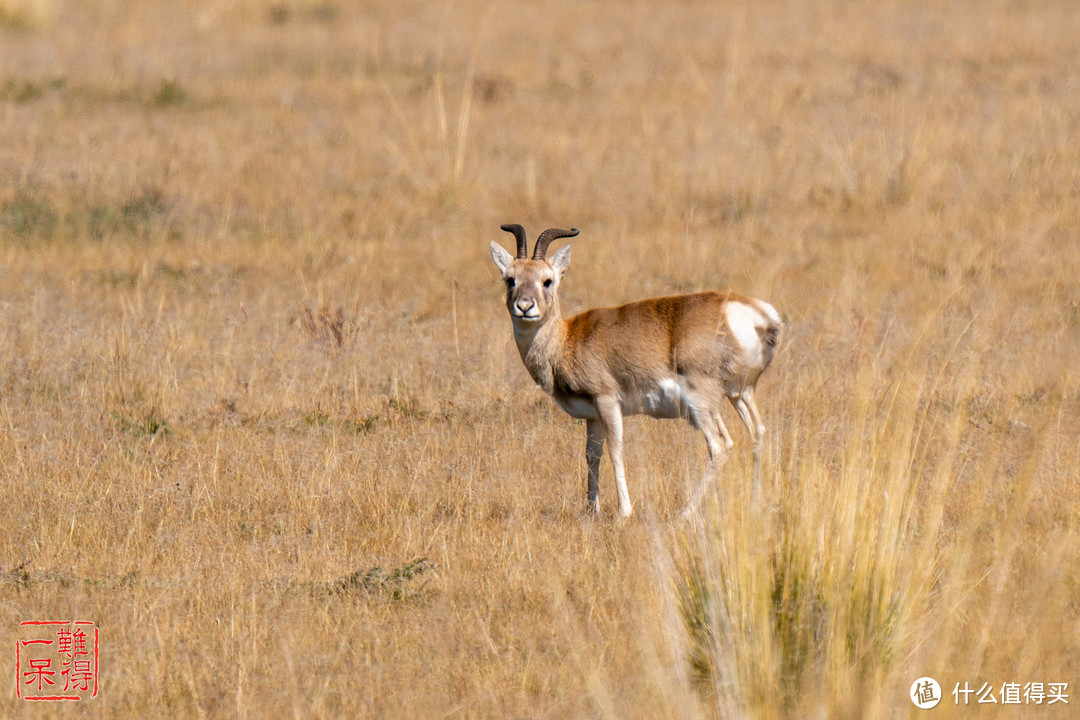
[911,675,1070,709]
[16,620,99,701]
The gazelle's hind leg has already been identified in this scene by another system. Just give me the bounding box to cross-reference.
[731,391,763,501]
[743,385,766,440]
[714,408,735,450]
[680,404,730,519]
[744,385,767,500]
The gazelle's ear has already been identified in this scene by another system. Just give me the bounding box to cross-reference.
[490,241,514,274]
[549,243,572,277]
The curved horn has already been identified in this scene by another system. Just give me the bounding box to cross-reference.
[533,227,579,260]
[500,224,529,259]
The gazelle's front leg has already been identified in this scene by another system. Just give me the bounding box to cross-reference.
[595,395,632,517]
[585,418,604,514]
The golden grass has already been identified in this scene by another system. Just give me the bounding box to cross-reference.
[2,0,1078,717]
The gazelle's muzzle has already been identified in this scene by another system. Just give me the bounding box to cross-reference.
[512,298,541,321]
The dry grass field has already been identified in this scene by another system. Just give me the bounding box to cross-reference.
[2,0,1079,717]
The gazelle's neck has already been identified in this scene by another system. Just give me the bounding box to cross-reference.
[512,307,567,395]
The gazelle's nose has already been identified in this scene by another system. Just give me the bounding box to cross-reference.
[514,298,538,318]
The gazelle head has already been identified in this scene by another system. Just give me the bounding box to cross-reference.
[490,224,578,325]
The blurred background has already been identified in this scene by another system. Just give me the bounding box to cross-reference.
[1,1,1077,717]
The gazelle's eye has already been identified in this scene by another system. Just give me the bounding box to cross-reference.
[505,277,516,289]
[543,278,553,288]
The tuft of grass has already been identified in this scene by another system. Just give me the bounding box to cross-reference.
[0,187,178,242]
[1,76,63,102]
[97,269,139,288]
[1,191,59,238]
[675,341,1065,716]
[294,303,360,353]
[112,408,171,438]
[121,186,170,230]
[386,395,426,420]
[152,78,188,107]
[344,413,383,434]
[85,203,117,238]
[303,409,332,427]
[267,1,338,25]
[324,558,435,600]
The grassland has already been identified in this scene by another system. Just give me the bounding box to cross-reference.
[1,1,1078,717]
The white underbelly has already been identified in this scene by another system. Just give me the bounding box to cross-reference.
[552,378,694,421]
[554,394,599,419]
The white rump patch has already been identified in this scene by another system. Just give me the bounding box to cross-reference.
[724,301,764,352]
[757,300,781,325]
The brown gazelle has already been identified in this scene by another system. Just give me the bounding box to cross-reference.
[490,224,782,518]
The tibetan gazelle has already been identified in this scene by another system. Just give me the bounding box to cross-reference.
[490,224,782,518]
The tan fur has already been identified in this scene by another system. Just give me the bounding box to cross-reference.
[491,229,781,517]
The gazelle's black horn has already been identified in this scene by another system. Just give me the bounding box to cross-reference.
[500,224,528,259]
[533,227,579,260]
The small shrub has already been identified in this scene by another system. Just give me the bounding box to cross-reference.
[86,204,117,238]
[121,187,169,232]
[324,558,434,600]
[97,269,138,288]
[1,192,59,238]
[295,303,359,352]
[343,414,383,434]
[152,78,188,108]
[114,408,171,438]
[303,410,332,427]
